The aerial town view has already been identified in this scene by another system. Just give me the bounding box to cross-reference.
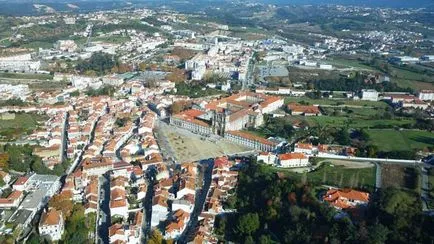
[0,0,433,243]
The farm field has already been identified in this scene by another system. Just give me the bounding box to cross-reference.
[0,112,48,141]
[287,115,415,128]
[367,129,434,152]
[271,161,376,191]
[381,163,420,191]
[0,72,53,80]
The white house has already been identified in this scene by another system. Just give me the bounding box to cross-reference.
[361,89,379,101]
[38,208,64,241]
[418,90,434,101]
[278,153,309,168]
[12,176,30,191]
[257,152,277,165]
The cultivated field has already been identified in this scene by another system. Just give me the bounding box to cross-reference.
[0,112,47,140]
[381,164,420,191]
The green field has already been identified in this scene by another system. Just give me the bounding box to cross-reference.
[270,162,376,191]
[288,115,415,129]
[92,35,131,44]
[284,96,388,108]
[0,112,48,140]
[0,72,53,80]
[367,129,434,152]
[21,41,54,50]
[325,58,375,71]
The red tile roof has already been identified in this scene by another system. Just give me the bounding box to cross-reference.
[279,153,307,160]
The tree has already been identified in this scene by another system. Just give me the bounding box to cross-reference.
[235,213,260,236]
[335,128,350,145]
[76,52,116,75]
[49,194,73,218]
[148,229,164,244]
[165,68,185,83]
[367,224,390,244]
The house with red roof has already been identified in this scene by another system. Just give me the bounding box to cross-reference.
[12,176,29,191]
[38,208,64,241]
[164,209,190,240]
[287,103,321,116]
[0,190,24,208]
[323,188,369,210]
[278,153,309,168]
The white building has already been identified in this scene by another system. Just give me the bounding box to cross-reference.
[361,89,379,101]
[38,208,64,241]
[278,153,309,168]
[257,152,277,165]
[55,40,78,53]
[418,90,434,101]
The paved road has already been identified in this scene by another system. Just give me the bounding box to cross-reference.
[375,162,382,189]
[315,154,422,165]
[421,166,430,212]
[178,159,214,244]
[141,166,157,243]
[97,173,111,244]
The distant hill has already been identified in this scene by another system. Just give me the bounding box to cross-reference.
[262,0,434,8]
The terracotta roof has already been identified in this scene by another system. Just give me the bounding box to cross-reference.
[109,223,124,237]
[295,143,313,150]
[323,188,369,209]
[40,208,62,226]
[288,103,320,114]
[14,176,28,186]
[110,199,127,208]
[153,195,168,207]
[279,153,307,160]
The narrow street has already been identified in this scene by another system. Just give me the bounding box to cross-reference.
[141,166,157,243]
[178,159,214,244]
[421,166,430,212]
[97,173,111,244]
[375,162,382,190]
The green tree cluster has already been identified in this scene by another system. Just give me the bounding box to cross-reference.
[216,159,434,243]
[76,52,116,75]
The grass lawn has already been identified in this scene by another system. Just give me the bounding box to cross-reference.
[0,112,48,140]
[367,129,434,152]
[0,72,53,80]
[268,162,376,191]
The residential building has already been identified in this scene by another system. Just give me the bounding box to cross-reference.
[164,209,190,240]
[0,190,24,208]
[287,103,321,116]
[323,188,369,210]
[38,208,65,241]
